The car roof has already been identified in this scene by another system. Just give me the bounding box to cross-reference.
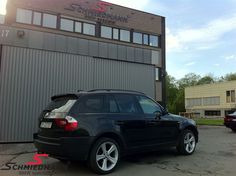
[51,89,146,100]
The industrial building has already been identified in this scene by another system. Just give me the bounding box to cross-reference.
[185,81,236,118]
[0,0,166,142]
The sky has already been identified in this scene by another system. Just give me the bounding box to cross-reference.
[0,0,236,79]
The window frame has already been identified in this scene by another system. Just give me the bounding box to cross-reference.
[76,94,106,114]
[16,8,33,25]
[133,32,143,45]
[42,13,57,29]
[83,22,96,36]
[60,18,74,32]
[120,29,131,42]
[32,11,42,26]
[74,21,82,33]
[136,95,163,115]
[101,25,112,39]
[113,93,141,114]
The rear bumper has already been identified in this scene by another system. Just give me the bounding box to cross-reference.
[33,133,94,161]
[224,122,236,129]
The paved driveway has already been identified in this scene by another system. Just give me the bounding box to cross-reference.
[0,126,236,176]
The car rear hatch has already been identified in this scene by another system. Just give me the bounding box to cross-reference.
[38,94,79,138]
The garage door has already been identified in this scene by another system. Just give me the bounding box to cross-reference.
[0,45,155,142]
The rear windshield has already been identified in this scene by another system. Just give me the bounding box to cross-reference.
[46,97,77,113]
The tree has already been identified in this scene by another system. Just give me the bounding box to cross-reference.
[165,74,178,114]
[178,73,201,89]
[197,75,215,85]
[222,73,236,81]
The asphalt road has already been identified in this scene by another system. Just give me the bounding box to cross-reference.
[0,126,236,176]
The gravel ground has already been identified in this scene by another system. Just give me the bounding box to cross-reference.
[0,126,236,176]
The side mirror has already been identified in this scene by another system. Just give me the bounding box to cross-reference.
[163,108,168,115]
[155,111,162,120]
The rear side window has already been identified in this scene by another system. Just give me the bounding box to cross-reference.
[106,95,119,113]
[46,97,77,113]
[78,95,104,113]
[114,94,139,113]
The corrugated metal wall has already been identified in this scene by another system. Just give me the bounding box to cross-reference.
[0,45,155,142]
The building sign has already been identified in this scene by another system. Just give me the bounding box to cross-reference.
[65,1,129,24]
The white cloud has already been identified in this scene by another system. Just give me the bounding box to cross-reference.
[214,63,220,67]
[104,0,150,10]
[185,62,196,66]
[225,55,236,60]
[167,14,236,52]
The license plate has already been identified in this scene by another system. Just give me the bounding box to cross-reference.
[40,122,52,128]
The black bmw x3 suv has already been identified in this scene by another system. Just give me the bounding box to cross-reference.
[34,89,198,174]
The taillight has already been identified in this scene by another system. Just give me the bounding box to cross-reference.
[224,116,232,122]
[54,116,78,131]
[64,116,78,131]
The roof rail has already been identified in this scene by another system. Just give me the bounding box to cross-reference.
[88,89,145,94]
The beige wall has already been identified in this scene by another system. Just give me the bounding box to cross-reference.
[185,81,236,117]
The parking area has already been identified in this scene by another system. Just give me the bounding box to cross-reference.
[0,126,236,176]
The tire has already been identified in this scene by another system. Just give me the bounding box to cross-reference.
[89,138,120,174]
[231,128,236,132]
[177,130,196,155]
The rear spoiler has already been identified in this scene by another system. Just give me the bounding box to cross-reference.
[51,94,79,101]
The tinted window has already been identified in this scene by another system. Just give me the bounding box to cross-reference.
[46,97,77,113]
[107,95,119,113]
[0,15,5,24]
[156,68,160,81]
[78,95,104,113]
[75,22,82,33]
[113,28,119,40]
[43,13,57,28]
[101,26,112,39]
[133,32,142,44]
[60,18,74,32]
[114,94,138,113]
[83,23,95,36]
[150,35,158,47]
[16,8,32,24]
[143,34,149,45]
[137,96,162,114]
[33,12,41,25]
[120,29,130,42]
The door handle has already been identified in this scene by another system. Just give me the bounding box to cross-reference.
[115,121,125,125]
[147,120,160,125]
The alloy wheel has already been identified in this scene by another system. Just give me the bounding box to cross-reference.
[96,142,119,172]
[184,132,196,153]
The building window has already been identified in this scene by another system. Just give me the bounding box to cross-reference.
[205,110,221,116]
[186,98,202,107]
[83,23,95,36]
[155,68,160,81]
[113,28,119,40]
[150,35,158,47]
[120,29,130,42]
[75,22,82,33]
[43,13,57,28]
[33,12,41,25]
[143,34,149,45]
[101,26,112,39]
[133,32,142,44]
[231,90,235,102]
[203,97,220,106]
[226,90,235,103]
[0,15,5,24]
[60,18,74,32]
[16,8,32,24]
